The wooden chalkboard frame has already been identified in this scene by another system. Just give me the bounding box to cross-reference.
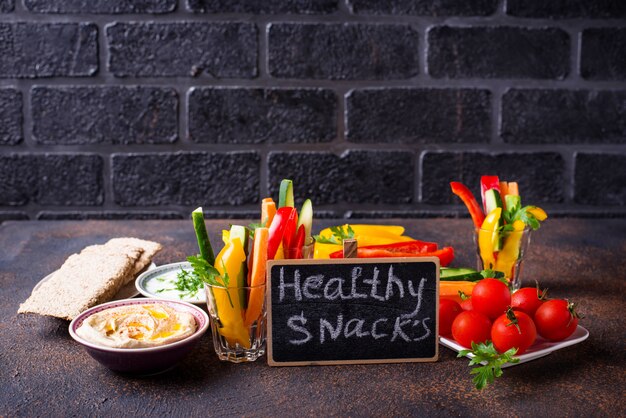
[266,257,440,366]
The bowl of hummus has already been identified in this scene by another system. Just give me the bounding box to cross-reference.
[69,298,209,374]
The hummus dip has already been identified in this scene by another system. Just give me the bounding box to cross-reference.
[76,303,196,348]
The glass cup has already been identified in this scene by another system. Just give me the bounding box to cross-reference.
[205,282,267,363]
[474,226,532,291]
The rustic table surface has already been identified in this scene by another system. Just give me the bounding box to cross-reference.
[1,219,624,417]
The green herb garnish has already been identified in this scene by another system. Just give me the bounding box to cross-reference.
[503,202,542,231]
[314,224,355,245]
[458,341,519,390]
[187,255,234,308]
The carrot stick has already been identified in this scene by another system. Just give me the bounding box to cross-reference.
[244,227,269,327]
[508,182,519,196]
[499,182,509,210]
[261,198,276,227]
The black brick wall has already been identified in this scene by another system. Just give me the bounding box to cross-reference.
[0,0,624,222]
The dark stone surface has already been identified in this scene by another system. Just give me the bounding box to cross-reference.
[581,28,626,80]
[501,89,626,144]
[107,22,257,78]
[506,0,626,19]
[0,0,14,12]
[188,88,336,144]
[268,151,414,204]
[348,0,497,16]
[32,87,178,145]
[428,26,569,79]
[268,23,419,80]
[1,219,624,416]
[0,154,103,206]
[575,154,626,206]
[112,152,260,206]
[187,0,337,13]
[0,23,97,78]
[421,152,565,204]
[24,0,176,13]
[0,211,28,222]
[346,88,490,143]
[0,88,21,145]
[37,211,185,220]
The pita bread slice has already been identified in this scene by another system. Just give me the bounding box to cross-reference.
[105,238,162,278]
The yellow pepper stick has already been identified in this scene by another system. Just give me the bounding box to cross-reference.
[495,220,526,280]
[314,224,415,259]
[213,237,250,349]
[478,208,502,270]
[526,206,548,221]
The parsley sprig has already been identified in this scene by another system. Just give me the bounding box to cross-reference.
[502,201,543,231]
[458,341,519,390]
[187,255,234,308]
[314,225,355,245]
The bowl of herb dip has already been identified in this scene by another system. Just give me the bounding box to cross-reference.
[136,261,206,305]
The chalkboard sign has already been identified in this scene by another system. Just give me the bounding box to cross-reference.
[266,257,439,366]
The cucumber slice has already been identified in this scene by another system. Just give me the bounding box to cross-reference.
[297,199,313,241]
[229,225,249,309]
[440,267,483,282]
[279,179,294,208]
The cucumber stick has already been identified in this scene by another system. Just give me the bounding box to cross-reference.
[229,225,249,309]
[440,267,483,282]
[192,207,215,266]
[279,179,294,208]
[297,199,313,241]
[484,189,503,251]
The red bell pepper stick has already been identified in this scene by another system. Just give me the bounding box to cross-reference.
[281,209,298,259]
[267,206,296,260]
[330,247,454,267]
[450,182,485,228]
[480,175,500,213]
[329,240,438,258]
[292,224,306,259]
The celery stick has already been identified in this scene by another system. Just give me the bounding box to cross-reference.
[279,179,294,208]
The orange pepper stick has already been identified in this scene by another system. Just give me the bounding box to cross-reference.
[261,198,276,227]
[244,227,268,327]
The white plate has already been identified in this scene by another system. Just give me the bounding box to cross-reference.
[440,325,589,368]
[135,261,206,305]
[35,262,156,301]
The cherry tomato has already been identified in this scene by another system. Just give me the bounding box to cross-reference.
[460,298,473,311]
[491,308,537,355]
[511,284,547,318]
[439,299,463,336]
[534,299,580,341]
[451,311,492,349]
[471,278,511,320]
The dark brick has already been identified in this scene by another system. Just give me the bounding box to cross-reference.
[112,152,260,206]
[428,26,569,79]
[268,151,414,205]
[507,0,626,19]
[268,23,419,80]
[0,89,21,145]
[0,23,97,78]
[575,154,626,206]
[24,0,176,13]
[421,152,564,204]
[32,87,178,145]
[187,0,337,13]
[0,154,103,206]
[501,90,626,144]
[348,0,497,16]
[581,29,626,80]
[346,88,490,143]
[37,211,184,220]
[0,0,14,12]
[0,212,28,222]
[107,22,257,78]
[188,88,336,144]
